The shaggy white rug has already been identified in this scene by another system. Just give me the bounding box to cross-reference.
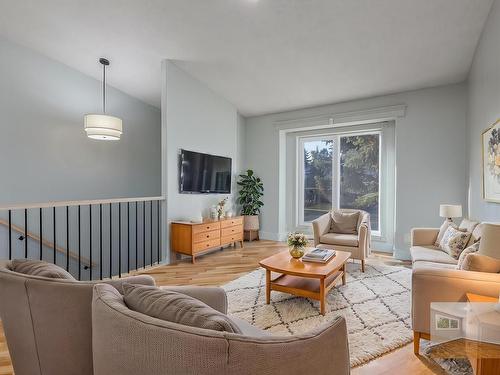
[223,259,413,367]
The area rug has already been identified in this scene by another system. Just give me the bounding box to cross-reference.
[222,260,413,367]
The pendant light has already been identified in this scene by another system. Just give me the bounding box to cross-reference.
[84,58,123,140]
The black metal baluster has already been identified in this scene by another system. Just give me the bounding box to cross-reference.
[118,203,121,278]
[8,210,12,260]
[157,200,160,264]
[66,206,69,271]
[89,205,92,280]
[78,205,81,280]
[135,202,138,270]
[99,204,103,280]
[24,209,28,258]
[39,208,42,260]
[53,207,56,264]
[109,203,112,278]
[127,202,130,273]
[150,201,153,267]
[143,201,145,268]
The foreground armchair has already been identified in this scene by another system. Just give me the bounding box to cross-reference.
[312,209,371,271]
[92,284,351,375]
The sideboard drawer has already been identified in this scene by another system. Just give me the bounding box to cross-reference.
[221,217,243,228]
[193,238,221,252]
[221,226,243,237]
[192,222,220,235]
[221,233,243,245]
[193,229,220,243]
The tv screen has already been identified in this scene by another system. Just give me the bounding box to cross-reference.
[179,149,232,194]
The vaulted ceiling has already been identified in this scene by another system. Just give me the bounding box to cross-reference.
[0,0,494,116]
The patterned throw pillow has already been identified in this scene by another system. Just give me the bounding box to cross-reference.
[435,220,458,247]
[439,227,471,259]
[457,241,480,269]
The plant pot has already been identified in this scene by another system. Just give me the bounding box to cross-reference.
[243,215,260,231]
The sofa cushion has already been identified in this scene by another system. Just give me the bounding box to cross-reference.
[122,283,241,333]
[439,226,471,259]
[412,261,458,270]
[330,211,359,235]
[320,233,359,247]
[410,246,458,265]
[459,218,479,233]
[10,259,75,280]
[231,317,271,337]
[461,253,500,273]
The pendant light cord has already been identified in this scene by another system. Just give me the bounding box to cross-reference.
[102,62,106,114]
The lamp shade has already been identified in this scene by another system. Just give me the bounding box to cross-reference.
[478,223,500,258]
[84,114,123,140]
[439,204,462,219]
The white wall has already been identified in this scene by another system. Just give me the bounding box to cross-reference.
[245,83,468,259]
[162,61,243,260]
[0,37,161,205]
[467,0,500,222]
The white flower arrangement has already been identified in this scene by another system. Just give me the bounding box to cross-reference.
[287,232,308,248]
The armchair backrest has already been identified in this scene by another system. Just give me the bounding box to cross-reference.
[92,284,350,375]
[0,261,155,375]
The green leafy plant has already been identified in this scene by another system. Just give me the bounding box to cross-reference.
[237,169,264,215]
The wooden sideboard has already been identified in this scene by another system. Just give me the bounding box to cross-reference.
[170,216,244,263]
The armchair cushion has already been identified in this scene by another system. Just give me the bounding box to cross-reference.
[10,259,75,280]
[330,210,359,234]
[320,233,359,247]
[122,283,242,333]
[410,246,457,265]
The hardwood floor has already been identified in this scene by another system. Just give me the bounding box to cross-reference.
[0,240,443,374]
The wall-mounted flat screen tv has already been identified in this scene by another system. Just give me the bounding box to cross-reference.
[179,149,232,194]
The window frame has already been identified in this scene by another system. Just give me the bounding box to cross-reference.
[297,130,382,237]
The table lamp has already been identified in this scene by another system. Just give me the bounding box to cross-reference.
[439,204,462,222]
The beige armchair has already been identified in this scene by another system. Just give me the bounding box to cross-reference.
[0,260,227,375]
[92,283,351,375]
[312,209,371,272]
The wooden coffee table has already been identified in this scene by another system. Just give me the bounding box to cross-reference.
[259,249,351,315]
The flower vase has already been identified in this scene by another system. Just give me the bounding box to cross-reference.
[289,245,305,259]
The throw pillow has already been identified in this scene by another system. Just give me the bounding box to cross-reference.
[458,218,479,233]
[456,242,480,270]
[466,223,484,247]
[439,227,471,259]
[435,220,457,247]
[11,259,75,280]
[461,253,500,273]
[330,211,359,234]
[122,283,242,333]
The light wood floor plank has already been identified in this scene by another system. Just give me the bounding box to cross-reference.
[0,240,442,374]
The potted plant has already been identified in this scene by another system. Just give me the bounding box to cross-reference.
[237,169,264,236]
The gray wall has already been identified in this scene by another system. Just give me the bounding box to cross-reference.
[245,83,468,259]
[162,61,244,260]
[0,37,161,205]
[467,0,500,221]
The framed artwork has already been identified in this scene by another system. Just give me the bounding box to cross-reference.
[482,119,500,203]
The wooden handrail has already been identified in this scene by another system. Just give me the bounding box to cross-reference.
[0,219,94,267]
[0,196,165,211]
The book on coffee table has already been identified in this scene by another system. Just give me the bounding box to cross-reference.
[303,248,336,263]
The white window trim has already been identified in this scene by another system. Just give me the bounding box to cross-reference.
[297,130,383,237]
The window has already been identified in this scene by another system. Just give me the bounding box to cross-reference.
[299,132,381,233]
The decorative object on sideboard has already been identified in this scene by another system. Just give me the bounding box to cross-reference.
[84,58,123,141]
[439,204,462,222]
[216,197,228,220]
[482,119,500,203]
[287,232,308,259]
[237,169,264,241]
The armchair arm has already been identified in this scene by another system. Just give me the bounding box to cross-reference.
[358,211,371,257]
[411,228,439,247]
[411,267,500,334]
[312,213,331,246]
[160,285,227,314]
